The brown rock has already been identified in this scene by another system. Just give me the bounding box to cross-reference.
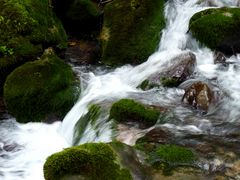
[182,82,213,113]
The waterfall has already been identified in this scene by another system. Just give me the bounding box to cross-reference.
[1,0,240,179]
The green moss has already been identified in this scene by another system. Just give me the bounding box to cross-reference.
[189,7,240,51]
[0,0,67,92]
[101,0,165,66]
[43,143,132,180]
[73,104,101,146]
[109,99,160,126]
[160,77,179,87]
[149,144,195,175]
[3,53,79,122]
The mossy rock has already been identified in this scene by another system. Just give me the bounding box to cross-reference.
[100,0,165,66]
[189,7,240,55]
[53,0,102,37]
[3,52,79,123]
[109,99,160,127]
[43,142,132,180]
[149,144,196,175]
[0,0,67,93]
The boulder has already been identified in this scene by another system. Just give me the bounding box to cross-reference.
[189,7,240,55]
[182,82,213,113]
[100,0,165,66]
[43,142,132,180]
[139,52,196,90]
[0,0,67,93]
[3,49,79,123]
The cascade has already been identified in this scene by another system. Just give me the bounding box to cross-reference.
[1,0,240,179]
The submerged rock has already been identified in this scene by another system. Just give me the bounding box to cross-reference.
[100,0,165,66]
[139,52,196,90]
[43,142,132,180]
[182,82,213,113]
[189,7,240,55]
[109,99,160,128]
[3,50,79,123]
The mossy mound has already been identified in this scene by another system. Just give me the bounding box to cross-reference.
[53,0,102,37]
[43,143,132,180]
[109,99,160,127]
[0,0,67,93]
[3,52,79,123]
[100,0,165,66]
[189,7,240,55]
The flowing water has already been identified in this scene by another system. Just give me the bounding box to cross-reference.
[1,0,240,179]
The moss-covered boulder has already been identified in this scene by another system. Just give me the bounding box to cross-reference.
[0,0,67,93]
[3,50,79,123]
[100,0,165,66]
[43,142,132,180]
[52,0,102,37]
[189,7,240,55]
[109,99,160,127]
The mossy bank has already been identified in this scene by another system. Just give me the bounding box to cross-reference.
[100,0,165,66]
[0,0,67,93]
[3,51,79,123]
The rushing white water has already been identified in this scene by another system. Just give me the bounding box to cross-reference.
[1,0,240,179]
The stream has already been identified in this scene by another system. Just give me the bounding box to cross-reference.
[1,0,240,179]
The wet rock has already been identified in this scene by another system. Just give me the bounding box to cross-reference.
[182,82,213,113]
[139,52,196,90]
[138,127,174,144]
[65,40,101,65]
[225,160,240,179]
[214,51,226,65]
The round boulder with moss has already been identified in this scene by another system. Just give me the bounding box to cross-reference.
[3,50,79,123]
[189,7,240,55]
[43,142,132,180]
[100,0,165,66]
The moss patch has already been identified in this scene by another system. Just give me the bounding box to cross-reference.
[101,0,165,66]
[189,7,240,54]
[149,144,196,175]
[3,53,79,123]
[109,99,160,127]
[160,77,179,87]
[43,143,132,180]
